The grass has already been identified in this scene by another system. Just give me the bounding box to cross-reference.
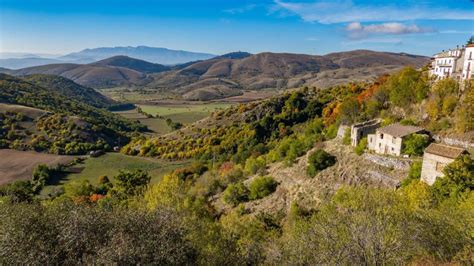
[41,153,190,196]
[139,103,232,125]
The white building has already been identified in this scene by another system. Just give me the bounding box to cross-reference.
[367,123,426,157]
[430,47,464,80]
[429,37,474,82]
[420,143,468,185]
[462,43,474,80]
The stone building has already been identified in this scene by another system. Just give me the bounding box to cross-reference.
[420,143,468,185]
[350,119,381,147]
[367,123,426,156]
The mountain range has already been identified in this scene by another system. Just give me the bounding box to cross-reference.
[1,50,430,100]
[0,46,217,69]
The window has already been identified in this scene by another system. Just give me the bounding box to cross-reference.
[392,137,396,144]
[380,134,384,139]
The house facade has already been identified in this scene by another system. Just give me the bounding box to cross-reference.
[430,47,464,80]
[367,123,425,156]
[420,143,468,185]
[462,44,474,80]
[429,37,474,82]
[350,119,381,147]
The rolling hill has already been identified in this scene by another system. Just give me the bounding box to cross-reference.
[148,50,430,100]
[7,63,150,88]
[91,55,170,73]
[21,74,115,108]
[0,74,145,155]
[2,50,430,96]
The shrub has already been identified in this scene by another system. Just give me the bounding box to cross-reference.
[223,182,249,206]
[401,161,422,187]
[354,137,367,156]
[307,149,336,177]
[342,127,351,145]
[402,134,430,156]
[114,169,151,196]
[248,176,278,200]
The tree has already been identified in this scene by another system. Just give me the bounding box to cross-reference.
[401,161,422,187]
[0,180,35,203]
[354,137,368,156]
[114,169,151,196]
[402,134,431,156]
[248,176,278,200]
[431,155,474,201]
[307,149,336,177]
[223,182,249,206]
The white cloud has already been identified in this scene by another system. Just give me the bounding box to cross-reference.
[273,0,474,24]
[224,4,257,14]
[342,37,404,46]
[346,22,434,39]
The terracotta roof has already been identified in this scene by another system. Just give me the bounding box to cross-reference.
[377,123,424,138]
[424,143,467,159]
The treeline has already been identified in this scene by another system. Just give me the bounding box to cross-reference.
[1,154,472,264]
[0,74,146,154]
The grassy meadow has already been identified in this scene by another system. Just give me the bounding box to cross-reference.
[41,153,190,196]
[139,103,232,124]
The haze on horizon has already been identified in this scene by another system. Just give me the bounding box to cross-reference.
[0,0,473,57]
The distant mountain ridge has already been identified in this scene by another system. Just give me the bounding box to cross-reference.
[0,50,430,97]
[0,46,217,69]
[59,46,216,65]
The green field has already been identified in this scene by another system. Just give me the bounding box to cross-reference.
[113,109,172,134]
[41,153,190,196]
[139,103,232,124]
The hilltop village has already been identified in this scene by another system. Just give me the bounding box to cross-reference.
[344,39,474,186]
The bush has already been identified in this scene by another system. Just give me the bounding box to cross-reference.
[307,149,336,177]
[402,134,430,156]
[248,176,278,200]
[114,169,151,196]
[342,127,351,145]
[354,137,367,156]
[401,161,422,187]
[223,182,249,206]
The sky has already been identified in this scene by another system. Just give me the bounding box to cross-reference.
[0,0,473,56]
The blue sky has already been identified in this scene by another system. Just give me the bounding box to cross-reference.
[0,0,473,56]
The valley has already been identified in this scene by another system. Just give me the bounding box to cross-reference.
[0,47,472,265]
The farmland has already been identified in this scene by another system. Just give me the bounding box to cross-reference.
[138,102,232,124]
[0,149,75,185]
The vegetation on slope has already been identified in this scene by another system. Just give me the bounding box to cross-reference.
[0,74,145,154]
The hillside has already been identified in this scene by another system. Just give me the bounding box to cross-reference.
[91,55,170,73]
[148,50,430,100]
[21,74,115,108]
[0,74,145,154]
[9,63,150,88]
[60,46,216,65]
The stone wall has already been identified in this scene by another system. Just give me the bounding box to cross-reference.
[421,152,455,185]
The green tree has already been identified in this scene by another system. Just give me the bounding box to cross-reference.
[248,176,278,200]
[431,155,473,201]
[114,169,151,196]
[354,137,368,156]
[223,182,249,206]
[307,149,336,177]
[402,134,431,156]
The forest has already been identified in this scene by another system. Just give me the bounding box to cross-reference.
[0,68,473,264]
[0,74,145,154]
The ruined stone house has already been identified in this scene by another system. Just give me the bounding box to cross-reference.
[350,119,381,147]
[367,123,426,156]
[420,143,468,185]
